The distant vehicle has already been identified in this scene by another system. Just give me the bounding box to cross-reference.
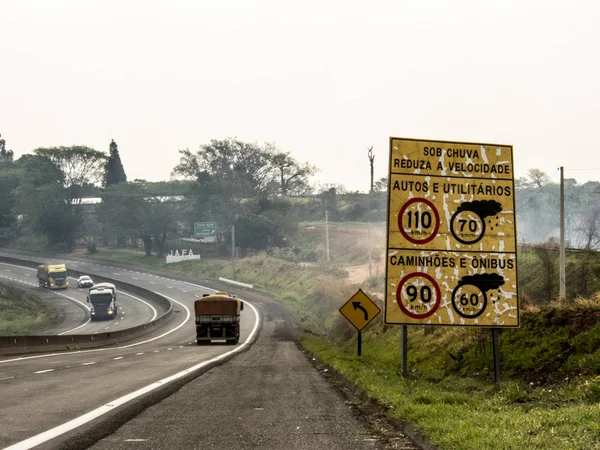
[37,264,69,290]
[195,291,243,345]
[87,283,118,320]
[77,275,94,288]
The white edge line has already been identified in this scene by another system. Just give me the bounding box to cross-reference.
[5,301,259,450]
[119,292,158,321]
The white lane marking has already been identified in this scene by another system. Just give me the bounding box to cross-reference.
[181,290,187,293]
[167,348,173,351]
[0,264,209,360]
[0,272,94,336]
[4,269,10,272]
[113,357,124,360]
[0,376,15,381]
[132,277,139,280]
[82,362,95,366]
[5,302,260,450]
[119,291,158,321]
[34,369,54,374]
[104,327,110,330]
[149,281,156,284]
[24,273,30,277]
[135,353,144,356]
[167,286,173,289]
[113,273,120,276]
[125,440,148,442]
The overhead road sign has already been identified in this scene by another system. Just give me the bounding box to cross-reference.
[385,138,519,328]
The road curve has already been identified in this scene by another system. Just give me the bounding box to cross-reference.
[0,261,158,335]
[0,251,419,450]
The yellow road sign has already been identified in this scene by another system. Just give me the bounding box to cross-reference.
[385,137,519,327]
[339,289,381,331]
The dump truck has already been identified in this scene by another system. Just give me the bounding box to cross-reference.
[195,291,243,345]
[37,264,69,289]
[87,283,118,320]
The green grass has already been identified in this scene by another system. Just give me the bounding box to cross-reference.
[302,334,600,450]
[0,282,58,335]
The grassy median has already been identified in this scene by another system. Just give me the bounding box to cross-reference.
[0,282,58,335]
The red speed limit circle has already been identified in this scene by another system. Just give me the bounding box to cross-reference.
[396,272,442,319]
[398,198,440,245]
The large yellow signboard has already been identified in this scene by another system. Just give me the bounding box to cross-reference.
[385,138,519,327]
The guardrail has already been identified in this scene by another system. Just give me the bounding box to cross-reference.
[0,255,174,356]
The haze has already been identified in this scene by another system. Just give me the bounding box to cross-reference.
[2,0,599,191]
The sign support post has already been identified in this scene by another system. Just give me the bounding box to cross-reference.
[339,289,381,357]
[492,328,501,384]
[400,325,408,376]
[357,331,362,357]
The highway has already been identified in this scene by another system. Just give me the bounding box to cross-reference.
[0,262,159,335]
[0,252,419,450]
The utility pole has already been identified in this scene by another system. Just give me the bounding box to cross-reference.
[368,222,372,279]
[559,166,566,300]
[232,224,236,281]
[368,146,375,193]
[325,210,330,261]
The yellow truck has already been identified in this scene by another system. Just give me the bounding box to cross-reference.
[195,291,243,345]
[37,264,69,289]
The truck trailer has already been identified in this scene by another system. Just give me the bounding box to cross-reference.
[194,292,243,345]
[87,283,118,320]
[37,264,69,289]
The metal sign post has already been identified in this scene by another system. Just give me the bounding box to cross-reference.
[339,289,381,357]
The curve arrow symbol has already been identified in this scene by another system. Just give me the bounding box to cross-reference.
[352,302,368,321]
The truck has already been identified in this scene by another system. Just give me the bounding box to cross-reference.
[37,264,69,289]
[195,291,243,345]
[87,282,118,320]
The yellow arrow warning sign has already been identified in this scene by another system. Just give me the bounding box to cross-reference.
[339,289,381,332]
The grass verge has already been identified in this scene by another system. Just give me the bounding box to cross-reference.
[0,282,58,335]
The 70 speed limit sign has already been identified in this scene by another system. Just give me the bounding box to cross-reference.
[385,138,519,327]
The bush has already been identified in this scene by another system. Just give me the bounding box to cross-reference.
[87,242,97,254]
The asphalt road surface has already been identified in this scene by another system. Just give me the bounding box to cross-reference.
[0,251,420,450]
[0,261,159,335]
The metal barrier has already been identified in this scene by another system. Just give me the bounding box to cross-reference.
[0,255,174,356]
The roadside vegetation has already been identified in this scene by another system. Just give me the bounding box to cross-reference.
[16,227,598,449]
[4,136,600,447]
[0,282,58,335]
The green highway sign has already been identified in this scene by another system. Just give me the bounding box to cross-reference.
[0,227,11,238]
[194,222,217,238]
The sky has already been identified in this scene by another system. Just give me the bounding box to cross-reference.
[2,0,599,192]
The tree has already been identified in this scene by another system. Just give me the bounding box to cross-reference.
[99,182,181,256]
[172,139,276,198]
[0,133,14,164]
[525,169,553,189]
[268,148,316,196]
[234,213,278,253]
[33,146,107,210]
[104,139,127,186]
[373,176,387,193]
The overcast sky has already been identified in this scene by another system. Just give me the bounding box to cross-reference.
[2,0,599,191]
